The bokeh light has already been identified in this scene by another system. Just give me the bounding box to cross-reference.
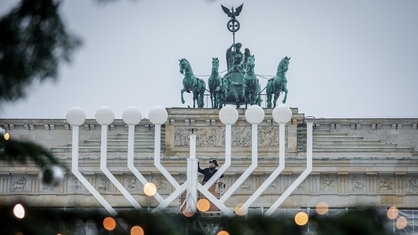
[387,206,399,220]
[144,182,157,196]
[294,211,309,226]
[130,225,144,235]
[103,217,117,231]
[4,132,10,140]
[234,204,248,216]
[197,198,210,212]
[316,201,329,215]
[217,230,230,235]
[13,203,25,219]
[396,216,408,229]
[182,209,195,217]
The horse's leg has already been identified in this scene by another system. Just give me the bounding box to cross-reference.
[200,81,206,108]
[251,92,255,105]
[197,92,201,108]
[181,88,186,104]
[212,92,216,108]
[251,91,255,105]
[214,92,219,108]
[282,89,288,103]
[192,91,197,108]
[242,84,246,102]
[273,92,279,108]
[198,89,205,108]
[246,90,251,106]
[233,87,239,103]
[244,88,248,109]
[244,85,248,106]
[217,90,223,108]
[266,92,272,108]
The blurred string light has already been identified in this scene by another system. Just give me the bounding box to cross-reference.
[13,203,25,219]
[130,225,144,235]
[315,201,329,215]
[103,216,117,231]
[0,127,9,140]
[396,216,408,229]
[217,230,230,235]
[197,198,210,212]
[387,206,399,220]
[4,132,10,140]
[182,209,195,217]
[143,182,157,197]
[294,211,308,226]
[234,203,248,216]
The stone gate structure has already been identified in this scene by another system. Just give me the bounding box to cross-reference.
[1,107,417,214]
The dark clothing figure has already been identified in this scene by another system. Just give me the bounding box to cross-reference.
[198,159,223,184]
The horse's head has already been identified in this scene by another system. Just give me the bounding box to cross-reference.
[277,56,290,74]
[212,57,219,71]
[179,58,189,75]
[247,55,255,68]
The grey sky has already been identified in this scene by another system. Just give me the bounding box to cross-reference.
[1,0,418,119]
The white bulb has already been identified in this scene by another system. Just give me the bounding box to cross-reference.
[219,105,239,125]
[272,104,292,124]
[245,105,265,124]
[149,106,168,125]
[123,106,142,125]
[95,106,115,125]
[66,107,86,126]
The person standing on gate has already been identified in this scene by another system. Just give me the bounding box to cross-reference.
[198,159,223,185]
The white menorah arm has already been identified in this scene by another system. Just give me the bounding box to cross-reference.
[99,124,141,209]
[154,124,180,188]
[126,124,164,203]
[152,183,187,212]
[265,163,312,215]
[221,124,258,203]
[197,183,234,216]
[265,120,313,215]
[203,123,232,189]
[237,122,287,214]
[70,125,117,216]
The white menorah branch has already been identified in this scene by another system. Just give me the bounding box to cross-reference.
[66,104,313,216]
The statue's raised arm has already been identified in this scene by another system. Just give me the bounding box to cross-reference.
[226,43,235,70]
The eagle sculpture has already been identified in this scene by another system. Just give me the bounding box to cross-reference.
[221,4,244,20]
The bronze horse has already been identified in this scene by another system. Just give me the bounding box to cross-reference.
[243,55,261,106]
[266,57,290,108]
[180,58,206,108]
[208,58,223,108]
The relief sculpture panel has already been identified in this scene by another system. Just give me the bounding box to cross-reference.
[174,126,279,148]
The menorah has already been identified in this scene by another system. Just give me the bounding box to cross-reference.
[66,104,313,216]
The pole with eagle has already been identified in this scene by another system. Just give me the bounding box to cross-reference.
[221,4,243,45]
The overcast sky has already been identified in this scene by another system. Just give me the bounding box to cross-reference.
[1,0,418,119]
